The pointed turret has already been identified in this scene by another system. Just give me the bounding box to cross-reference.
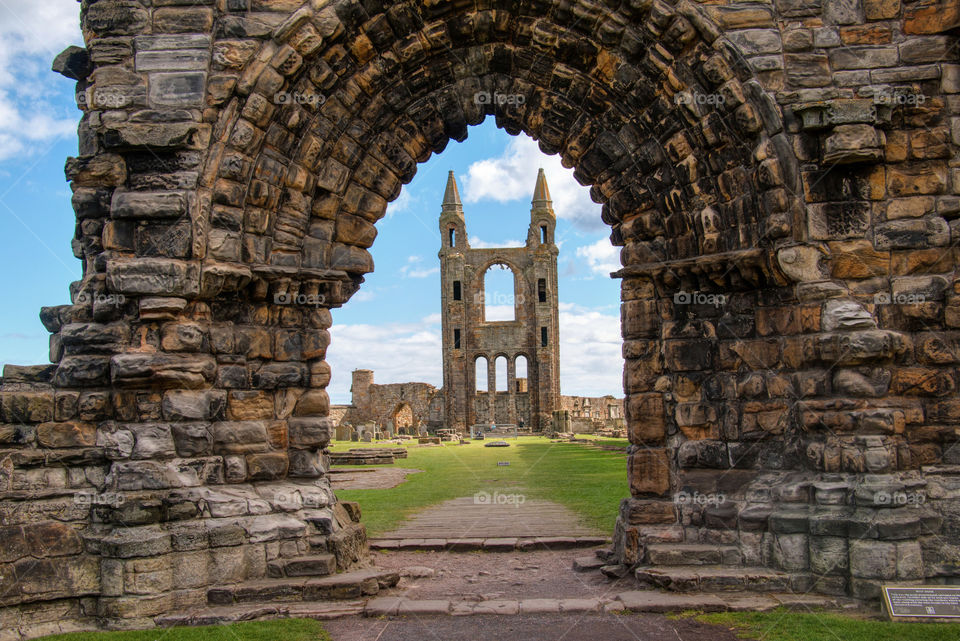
[440,170,467,250]
[529,168,556,246]
[532,168,552,208]
[442,170,463,215]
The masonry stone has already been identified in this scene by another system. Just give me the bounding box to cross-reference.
[0,0,957,633]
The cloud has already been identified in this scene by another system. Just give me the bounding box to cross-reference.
[468,236,524,249]
[576,238,621,277]
[460,135,604,231]
[327,318,443,403]
[325,304,623,403]
[385,188,413,218]
[0,1,83,162]
[558,304,623,398]
[399,256,439,279]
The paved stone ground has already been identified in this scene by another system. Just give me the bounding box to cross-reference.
[329,467,422,490]
[379,497,603,540]
[323,612,742,641]
[373,550,627,600]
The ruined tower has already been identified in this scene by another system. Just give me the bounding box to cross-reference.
[439,170,561,432]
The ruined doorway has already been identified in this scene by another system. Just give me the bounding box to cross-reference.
[392,402,415,435]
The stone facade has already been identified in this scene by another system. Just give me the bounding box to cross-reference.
[440,170,561,432]
[558,394,625,432]
[330,369,444,438]
[329,369,621,437]
[0,0,959,633]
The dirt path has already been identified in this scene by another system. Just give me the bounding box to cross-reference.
[329,467,422,490]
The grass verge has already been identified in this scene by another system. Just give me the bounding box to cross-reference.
[691,609,955,641]
[40,619,330,641]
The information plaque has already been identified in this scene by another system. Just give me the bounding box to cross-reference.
[883,585,960,619]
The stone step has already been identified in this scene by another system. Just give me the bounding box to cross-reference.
[267,554,337,578]
[634,566,809,593]
[371,536,609,551]
[156,601,366,627]
[645,544,741,566]
[207,569,400,606]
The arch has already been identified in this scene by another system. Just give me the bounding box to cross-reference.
[514,354,529,393]
[392,402,415,435]
[474,355,489,393]
[482,263,518,322]
[13,0,955,625]
[494,355,509,392]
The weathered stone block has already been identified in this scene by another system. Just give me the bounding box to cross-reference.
[289,417,333,448]
[210,421,270,455]
[162,390,226,421]
[36,421,96,448]
[628,448,671,497]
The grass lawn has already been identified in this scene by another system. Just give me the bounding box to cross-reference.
[688,609,956,641]
[331,436,628,536]
[40,620,329,641]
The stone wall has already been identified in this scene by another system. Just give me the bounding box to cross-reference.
[0,0,958,631]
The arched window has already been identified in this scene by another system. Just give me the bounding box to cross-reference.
[495,356,508,391]
[448,227,456,246]
[514,355,528,392]
[475,356,488,392]
[538,278,546,303]
[540,225,547,243]
[482,264,516,321]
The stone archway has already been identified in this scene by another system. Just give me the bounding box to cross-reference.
[0,0,958,633]
[392,402,415,435]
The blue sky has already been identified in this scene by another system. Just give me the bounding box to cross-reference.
[0,1,624,405]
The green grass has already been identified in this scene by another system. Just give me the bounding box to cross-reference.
[691,609,957,641]
[332,436,627,536]
[40,619,330,641]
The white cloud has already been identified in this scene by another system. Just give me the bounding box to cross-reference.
[559,304,623,398]
[385,188,413,218]
[468,235,524,249]
[576,238,621,277]
[327,319,443,403]
[325,304,623,404]
[0,0,83,161]
[399,256,439,279]
[460,135,604,231]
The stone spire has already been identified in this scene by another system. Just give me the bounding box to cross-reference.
[442,170,463,216]
[531,168,554,217]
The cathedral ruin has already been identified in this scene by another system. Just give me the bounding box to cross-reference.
[3,0,960,635]
[328,172,624,439]
[439,169,561,433]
